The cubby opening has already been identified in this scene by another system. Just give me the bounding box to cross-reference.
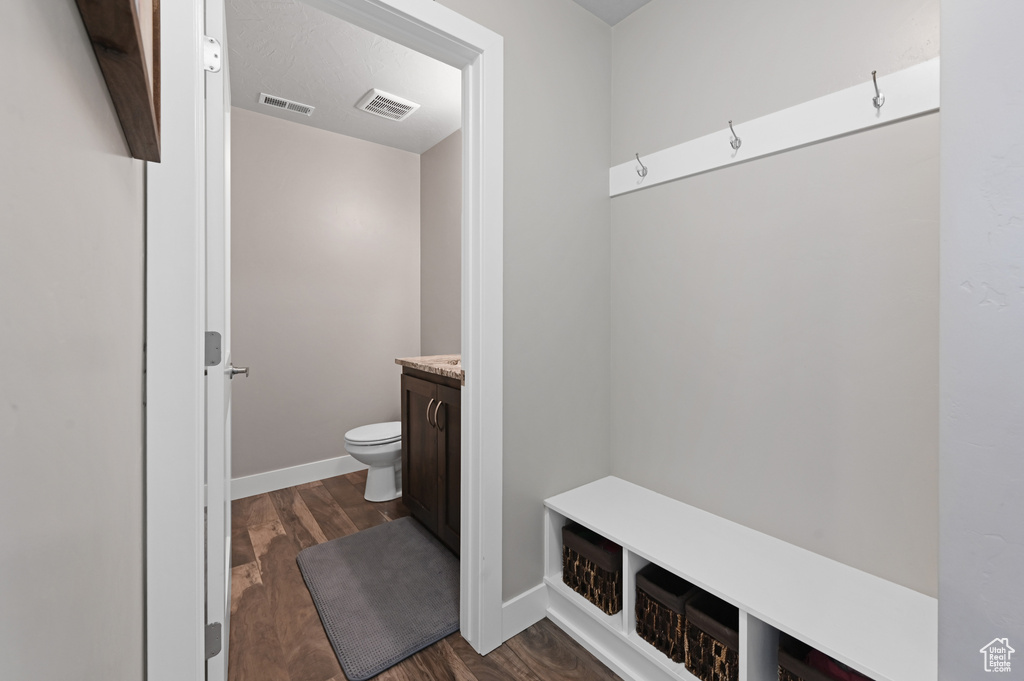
[561,521,623,616]
[634,562,693,657]
[544,509,625,631]
[778,632,878,681]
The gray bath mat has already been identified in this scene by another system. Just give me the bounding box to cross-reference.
[296,517,459,681]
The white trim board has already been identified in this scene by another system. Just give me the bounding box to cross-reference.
[610,57,940,197]
[548,595,779,681]
[506,581,688,681]
[546,587,678,681]
[544,579,773,681]
[501,583,549,642]
[230,455,367,500]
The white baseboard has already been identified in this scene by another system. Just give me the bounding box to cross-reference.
[501,583,549,642]
[546,583,679,681]
[231,454,368,500]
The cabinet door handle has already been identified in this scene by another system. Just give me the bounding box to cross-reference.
[433,401,445,431]
[426,398,436,428]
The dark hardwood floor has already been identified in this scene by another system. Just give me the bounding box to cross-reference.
[230,470,622,681]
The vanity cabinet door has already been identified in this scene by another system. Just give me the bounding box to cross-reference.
[401,374,438,534]
[435,384,461,555]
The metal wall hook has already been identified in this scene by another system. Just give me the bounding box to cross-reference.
[872,70,885,109]
[635,153,648,180]
[728,120,742,150]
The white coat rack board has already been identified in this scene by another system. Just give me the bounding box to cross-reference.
[612,58,940,197]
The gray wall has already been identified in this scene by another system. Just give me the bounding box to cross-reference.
[231,108,421,479]
[0,1,145,679]
[437,0,612,600]
[609,0,941,596]
[420,129,462,356]
[939,0,1024,676]
[611,0,940,165]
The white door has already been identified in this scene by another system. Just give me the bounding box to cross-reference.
[205,0,234,678]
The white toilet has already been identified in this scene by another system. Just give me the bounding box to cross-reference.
[344,421,403,502]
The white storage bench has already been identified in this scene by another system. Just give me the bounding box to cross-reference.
[543,477,937,681]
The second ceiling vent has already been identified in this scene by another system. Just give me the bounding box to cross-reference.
[258,93,315,116]
[355,89,420,121]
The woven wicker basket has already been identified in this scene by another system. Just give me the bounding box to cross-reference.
[684,591,740,681]
[635,563,698,663]
[561,522,622,615]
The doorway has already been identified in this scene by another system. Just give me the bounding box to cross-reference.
[145,0,505,677]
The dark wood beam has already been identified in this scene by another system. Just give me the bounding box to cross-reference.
[75,0,161,162]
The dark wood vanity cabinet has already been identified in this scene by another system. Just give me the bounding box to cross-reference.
[400,368,461,554]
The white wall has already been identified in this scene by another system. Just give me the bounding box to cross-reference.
[0,1,145,679]
[437,0,612,600]
[939,0,1024,675]
[231,108,420,478]
[609,0,941,596]
[420,129,462,356]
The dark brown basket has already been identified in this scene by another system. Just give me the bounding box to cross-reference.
[778,633,873,681]
[561,522,622,615]
[685,591,739,681]
[635,564,698,663]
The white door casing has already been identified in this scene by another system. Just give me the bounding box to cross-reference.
[146,0,207,677]
[296,0,506,653]
[146,0,505,677]
[204,0,233,678]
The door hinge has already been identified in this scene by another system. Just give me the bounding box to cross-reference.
[205,331,222,367]
[206,622,223,660]
[203,35,222,73]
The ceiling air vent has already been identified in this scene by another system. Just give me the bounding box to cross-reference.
[355,88,420,121]
[258,93,315,116]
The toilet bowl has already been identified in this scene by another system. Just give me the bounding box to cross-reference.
[344,421,402,502]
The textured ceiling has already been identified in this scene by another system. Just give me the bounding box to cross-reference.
[571,0,652,26]
[226,0,461,154]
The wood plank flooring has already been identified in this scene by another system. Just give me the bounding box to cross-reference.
[230,470,621,681]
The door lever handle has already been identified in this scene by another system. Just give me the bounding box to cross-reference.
[228,365,249,379]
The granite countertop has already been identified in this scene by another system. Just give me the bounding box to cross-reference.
[395,354,464,385]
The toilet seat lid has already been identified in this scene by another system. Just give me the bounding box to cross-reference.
[344,421,401,446]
